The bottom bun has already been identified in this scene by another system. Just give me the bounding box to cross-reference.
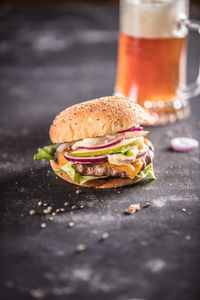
[50,160,139,189]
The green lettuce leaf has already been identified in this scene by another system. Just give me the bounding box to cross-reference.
[55,161,155,185]
[134,163,156,183]
[34,144,59,160]
[110,147,136,156]
[55,162,107,184]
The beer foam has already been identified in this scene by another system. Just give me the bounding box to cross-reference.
[120,0,189,38]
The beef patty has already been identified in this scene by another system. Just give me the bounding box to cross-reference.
[72,142,154,179]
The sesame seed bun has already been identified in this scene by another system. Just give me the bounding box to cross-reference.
[50,160,140,189]
[49,96,147,143]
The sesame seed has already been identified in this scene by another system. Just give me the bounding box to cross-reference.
[38,201,42,207]
[75,190,81,195]
[64,202,69,207]
[48,216,54,221]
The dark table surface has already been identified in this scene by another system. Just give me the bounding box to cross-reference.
[0,3,200,300]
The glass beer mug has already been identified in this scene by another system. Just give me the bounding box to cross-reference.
[114,0,200,125]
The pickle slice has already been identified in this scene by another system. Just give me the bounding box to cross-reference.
[70,137,143,157]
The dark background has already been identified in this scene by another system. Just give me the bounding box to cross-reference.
[0,1,200,300]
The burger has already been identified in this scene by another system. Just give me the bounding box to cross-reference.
[34,96,155,188]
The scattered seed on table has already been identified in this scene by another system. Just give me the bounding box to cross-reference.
[29,209,35,216]
[101,232,110,240]
[143,202,150,209]
[43,206,53,214]
[166,130,173,137]
[30,289,45,298]
[40,223,46,228]
[68,222,75,228]
[76,244,86,253]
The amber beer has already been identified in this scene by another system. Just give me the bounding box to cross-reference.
[115,0,188,109]
[116,33,186,105]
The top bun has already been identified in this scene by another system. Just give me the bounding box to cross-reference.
[49,96,147,143]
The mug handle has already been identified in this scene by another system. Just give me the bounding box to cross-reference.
[177,19,200,100]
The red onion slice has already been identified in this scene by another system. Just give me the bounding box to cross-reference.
[171,137,199,152]
[57,143,72,152]
[117,126,143,133]
[78,137,124,150]
[57,143,68,152]
[136,150,147,159]
[64,152,107,164]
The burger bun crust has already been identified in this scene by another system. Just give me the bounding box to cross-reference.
[49,96,147,143]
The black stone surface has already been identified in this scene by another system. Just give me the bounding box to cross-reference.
[0,3,200,300]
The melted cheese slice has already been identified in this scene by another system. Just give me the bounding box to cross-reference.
[58,151,144,179]
[99,160,143,179]
[58,151,68,167]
